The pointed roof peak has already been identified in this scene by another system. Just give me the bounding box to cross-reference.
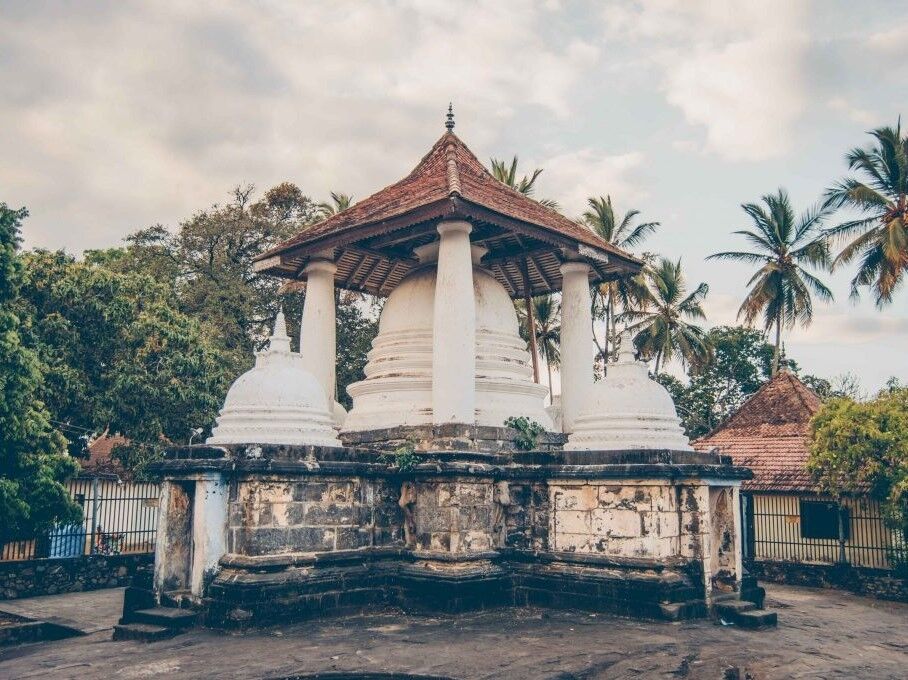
[706,371,821,437]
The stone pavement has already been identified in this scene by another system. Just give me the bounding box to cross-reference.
[1,584,906,679]
[0,587,124,635]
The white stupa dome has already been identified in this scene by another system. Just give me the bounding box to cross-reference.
[565,332,691,451]
[342,243,552,431]
[207,310,341,446]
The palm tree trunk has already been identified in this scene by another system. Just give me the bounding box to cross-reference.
[525,293,539,384]
[546,351,554,405]
[772,315,782,376]
[654,349,662,375]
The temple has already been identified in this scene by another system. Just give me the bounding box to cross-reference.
[137,111,773,631]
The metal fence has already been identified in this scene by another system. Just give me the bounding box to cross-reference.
[743,492,908,572]
[1,477,160,562]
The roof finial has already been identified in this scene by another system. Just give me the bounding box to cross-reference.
[445,103,455,132]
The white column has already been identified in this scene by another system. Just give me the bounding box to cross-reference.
[190,473,228,598]
[559,261,593,433]
[432,220,475,424]
[300,256,337,405]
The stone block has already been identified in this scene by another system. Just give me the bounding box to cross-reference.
[459,506,492,529]
[455,482,492,505]
[461,530,491,552]
[326,482,354,504]
[591,509,642,538]
[285,527,335,552]
[292,482,328,503]
[552,485,598,511]
[651,485,676,512]
[554,510,590,535]
[304,503,356,525]
[335,527,372,550]
[436,483,458,507]
[419,506,456,533]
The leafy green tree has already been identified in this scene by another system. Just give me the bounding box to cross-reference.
[662,326,783,438]
[0,205,81,544]
[582,195,658,364]
[108,184,319,376]
[516,295,561,402]
[490,156,559,209]
[623,258,711,374]
[808,388,908,538]
[708,189,832,376]
[824,121,908,305]
[17,250,231,476]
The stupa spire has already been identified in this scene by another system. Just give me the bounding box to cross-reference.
[445,103,455,132]
[268,307,291,354]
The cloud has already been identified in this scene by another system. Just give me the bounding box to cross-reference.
[827,97,876,126]
[0,0,598,252]
[535,149,645,219]
[601,0,809,161]
[868,22,908,56]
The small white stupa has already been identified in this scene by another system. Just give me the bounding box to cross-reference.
[207,309,341,447]
[565,331,691,451]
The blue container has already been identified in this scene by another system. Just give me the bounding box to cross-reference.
[47,524,84,558]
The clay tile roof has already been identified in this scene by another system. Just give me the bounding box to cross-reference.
[692,372,822,493]
[80,434,129,480]
[253,130,642,296]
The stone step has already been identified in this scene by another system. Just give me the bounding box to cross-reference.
[660,600,708,621]
[715,600,757,619]
[131,607,197,629]
[112,623,182,642]
[735,609,778,629]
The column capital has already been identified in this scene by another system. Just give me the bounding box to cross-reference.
[437,220,472,237]
[304,259,337,276]
[560,261,590,277]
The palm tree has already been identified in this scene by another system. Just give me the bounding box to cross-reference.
[824,121,908,306]
[708,189,832,375]
[621,258,711,374]
[582,195,659,363]
[317,192,354,219]
[490,156,559,209]
[515,295,561,402]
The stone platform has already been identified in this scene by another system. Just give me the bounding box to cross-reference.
[146,442,755,629]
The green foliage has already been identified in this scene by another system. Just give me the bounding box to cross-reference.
[807,388,908,538]
[17,249,231,477]
[515,295,561,401]
[505,416,545,451]
[380,440,420,472]
[708,189,832,375]
[490,156,559,209]
[655,326,798,439]
[335,301,379,410]
[623,258,712,373]
[110,184,377,409]
[824,120,908,306]
[582,196,658,366]
[0,204,81,543]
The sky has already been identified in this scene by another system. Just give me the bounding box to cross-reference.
[2,0,906,391]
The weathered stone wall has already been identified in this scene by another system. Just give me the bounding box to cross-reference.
[751,559,908,603]
[228,476,403,556]
[503,482,549,551]
[548,481,681,559]
[411,479,495,553]
[0,553,153,600]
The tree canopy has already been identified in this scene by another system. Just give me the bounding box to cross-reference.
[0,205,81,544]
[17,249,232,475]
[808,386,908,536]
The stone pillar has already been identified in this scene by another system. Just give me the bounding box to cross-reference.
[153,480,192,595]
[301,255,337,404]
[432,220,475,424]
[190,473,228,598]
[559,261,593,433]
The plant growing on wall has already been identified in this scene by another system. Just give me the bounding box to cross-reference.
[381,440,420,472]
[505,416,545,451]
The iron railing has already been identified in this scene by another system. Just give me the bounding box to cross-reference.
[742,492,908,572]
[1,477,160,562]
